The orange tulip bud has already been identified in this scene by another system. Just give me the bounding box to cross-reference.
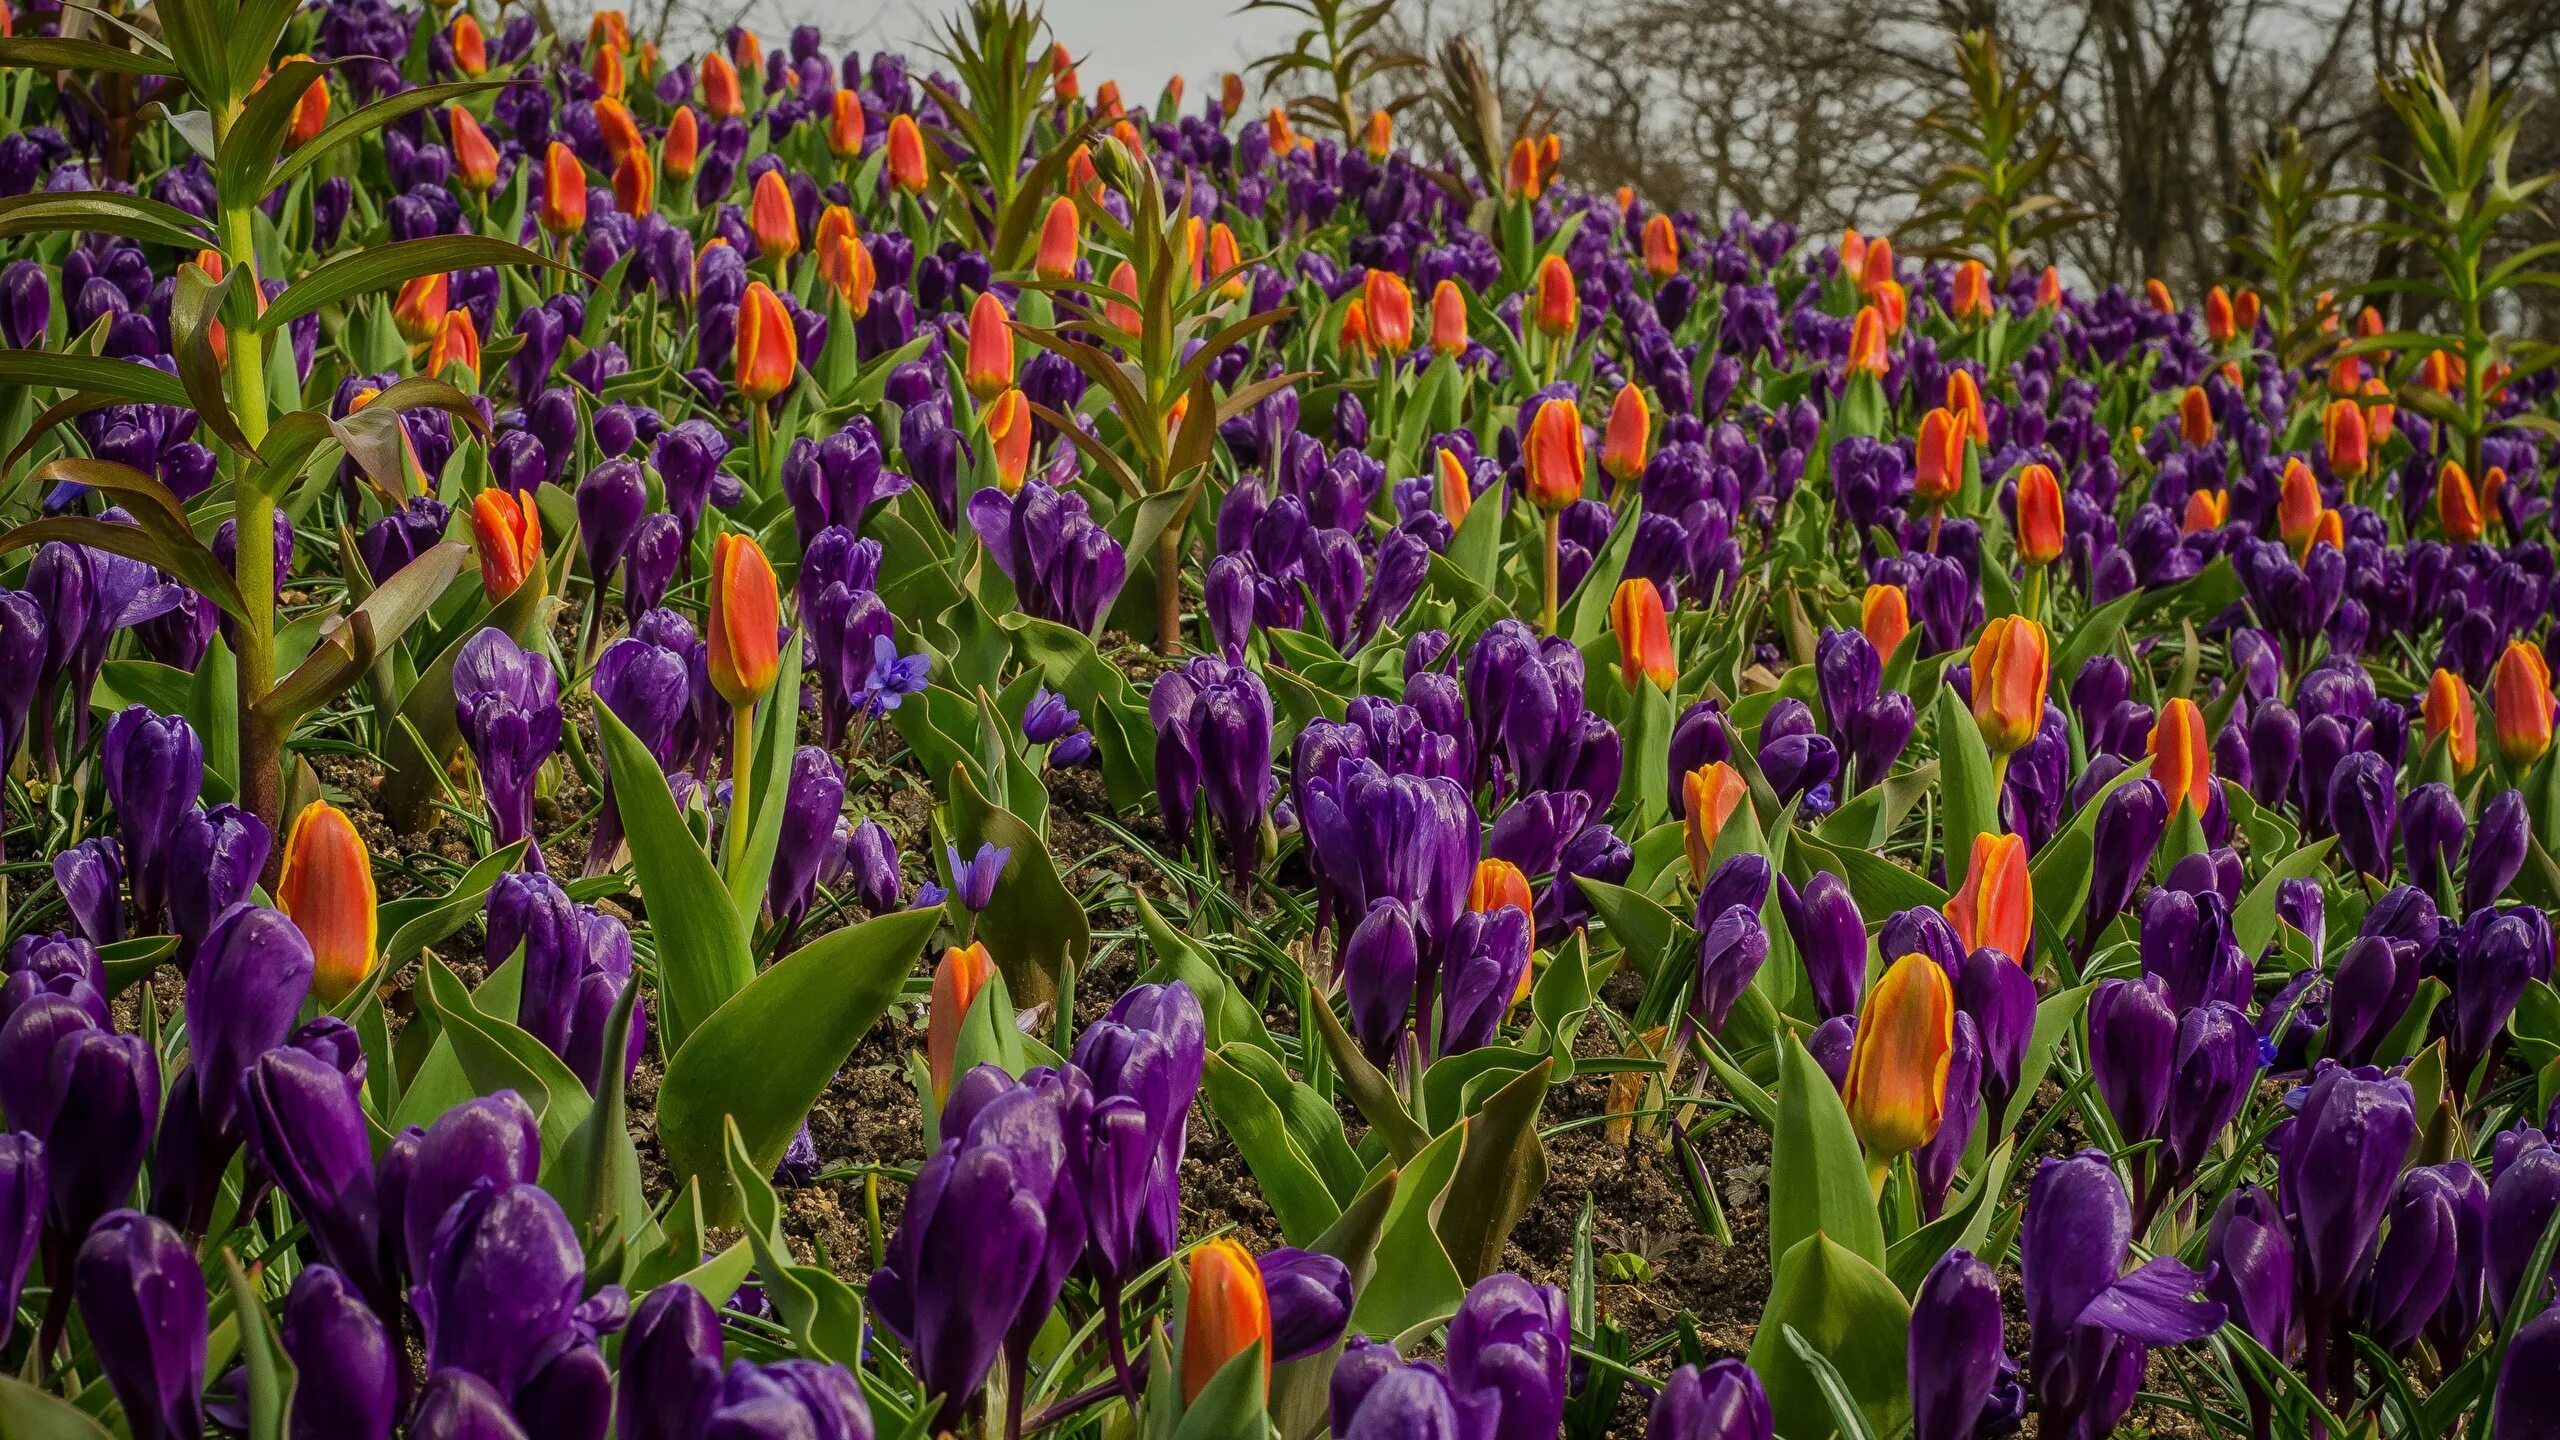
[1036,195,1080,281]
[2438,460,2484,543]
[450,14,487,75]
[2035,266,2061,309]
[926,941,993,1103]
[2425,668,2478,774]
[735,281,796,403]
[594,96,643,170]
[817,230,876,316]
[1610,578,1675,692]
[750,168,799,264]
[1104,259,1141,334]
[277,800,378,1004]
[828,88,866,158]
[1642,213,1679,279]
[2182,489,2228,534]
[1683,762,1749,881]
[1602,382,1650,482]
[2013,462,2063,566]
[1944,368,1987,445]
[985,388,1033,493]
[1534,255,1577,338]
[2276,457,2322,552]
[541,141,587,235]
[428,308,480,381]
[613,147,655,216]
[469,487,541,600]
[963,289,1013,400]
[1434,450,1476,529]
[1944,831,2032,960]
[708,531,781,706]
[2308,508,2344,553]
[1337,297,1372,359]
[1182,1239,1273,1405]
[279,55,329,146]
[2177,384,2214,447]
[1363,268,1413,353]
[700,51,742,117]
[450,105,499,193]
[1506,137,1541,199]
[2234,289,2260,333]
[2323,397,2368,479]
[1913,407,1964,504]
[394,271,449,345]
[2419,349,2456,394]
[1861,584,1910,660]
[1523,397,1584,512]
[2144,278,2173,313]
[1209,222,1246,301]
[1950,258,1990,320]
[1095,79,1124,116]
[1846,305,1888,376]
[887,114,928,191]
[1859,235,1895,295]
[663,105,700,179]
[1430,279,1468,356]
[1839,228,1867,275]
[1067,142,1099,196]
[591,40,625,99]
[1969,614,2048,755]
[1470,858,1534,916]
[2149,696,2212,815]
[1844,953,1955,1176]
[1221,72,1245,118]
[1365,107,1392,160]
[2205,285,2235,345]
[2485,466,2509,528]
[2493,640,2554,771]
[1875,280,1908,335]
[1179,218,1206,292]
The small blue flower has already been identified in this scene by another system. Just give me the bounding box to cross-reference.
[945,842,1011,911]
[859,634,932,714]
[1022,687,1081,744]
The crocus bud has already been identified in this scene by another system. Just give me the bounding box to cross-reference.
[926,941,992,1104]
[1259,1247,1353,1362]
[2496,1310,2560,1440]
[577,460,648,590]
[1649,1359,1773,1440]
[75,1211,205,1440]
[2084,779,2166,944]
[244,1045,384,1302]
[1182,1238,1272,1404]
[281,1264,397,1440]
[276,801,377,1003]
[1969,616,2048,754]
[2328,750,2398,880]
[2149,696,2212,815]
[736,280,797,403]
[414,1182,587,1398]
[2282,1063,2417,1317]
[964,289,1012,400]
[707,532,781,706]
[2403,782,2467,899]
[2089,974,2176,1143]
[1523,398,1585,511]
[1447,1273,1569,1440]
[2494,640,2553,770]
[0,1132,41,1346]
[1945,831,2030,962]
[2204,1185,2293,1355]
[1343,900,1419,1066]
[1862,583,1910,658]
[100,706,200,923]
[1603,382,1650,481]
[618,1282,722,1440]
[2013,463,2063,565]
[541,141,586,235]
[2470,789,2530,913]
[1844,952,1955,1175]
[470,487,542,600]
[409,1370,531,1440]
[1610,579,1674,692]
[1794,870,1868,1021]
[886,113,928,191]
[1692,904,1769,1036]
[188,903,316,1143]
[1909,1250,2011,1440]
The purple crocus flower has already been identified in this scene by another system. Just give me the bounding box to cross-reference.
[100,705,202,924]
[1909,1250,2016,1440]
[454,628,563,867]
[2023,1152,2224,1440]
[1446,1273,1570,1440]
[1649,1359,1774,1440]
[770,747,847,934]
[279,1264,398,1440]
[73,1210,206,1440]
[967,479,1129,634]
[1068,982,1204,1286]
[412,1181,589,1400]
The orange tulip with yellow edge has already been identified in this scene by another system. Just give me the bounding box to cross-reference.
[1534,255,1577,338]
[2276,458,2322,552]
[1969,615,2048,756]
[751,170,799,264]
[828,89,865,158]
[1913,407,1964,504]
[1363,268,1413,353]
[2205,286,2235,345]
[1338,298,1372,360]
[1430,279,1468,356]
[964,290,1013,400]
[1944,369,1988,445]
[1846,306,1887,376]
[1506,137,1541,198]
[2182,490,2228,534]
[594,97,643,169]
[1859,236,1895,295]
[1104,260,1141,334]
[818,231,875,315]
[1642,214,1679,279]
[278,56,329,145]
[2324,398,2368,480]
[277,801,377,1004]
[1036,196,1079,281]
[1210,223,1246,301]
[701,51,742,117]
[1683,763,1749,881]
[1221,72,1244,117]
[708,532,781,707]
[450,14,488,75]
[1365,107,1392,160]
[470,488,541,600]
[1944,831,2032,960]
[450,106,499,193]
[429,309,480,381]
[1182,1239,1273,1404]
[1470,859,1534,917]
[589,41,625,99]
[735,281,796,403]
[1843,952,1954,1189]
[985,389,1033,493]
[2438,461,2484,543]
[1838,228,1866,276]
[887,114,928,191]
[663,105,700,179]
[2149,697,2212,815]
[1861,584,1910,660]
[1950,259,1990,320]
[2493,641,2554,771]
[2144,278,2173,313]
[2308,508,2344,553]
[1875,279,1908,335]
[1602,383,1650,482]
[2424,669,2478,774]
[2178,385,2214,447]
[1523,398,1584,512]
[541,142,586,236]
[2035,266,2061,309]
[1438,449,1474,527]
[394,272,449,345]
[2013,463,2064,567]
[612,149,655,217]
[926,940,993,1102]
[1611,578,1675,692]
[2235,290,2261,333]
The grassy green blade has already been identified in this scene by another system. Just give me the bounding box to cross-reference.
[256,234,579,332]
[256,542,467,727]
[0,35,177,74]
[722,1115,867,1367]
[1782,1323,1882,1440]
[0,350,192,407]
[0,191,212,250]
[659,907,940,1224]
[1307,992,1432,1161]
[1933,685,1999,896]
[553,971,647,1246]
[594,701,753,1056]
[221,1250,294,1440]
[0,1376,117,1438]
[722,636,804,931]
[1172,1339,1272,1440]
[1769,1033,1887,1270]
[1347,1122,1468,1337]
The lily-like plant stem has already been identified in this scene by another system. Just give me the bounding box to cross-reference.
[220,193,284,874]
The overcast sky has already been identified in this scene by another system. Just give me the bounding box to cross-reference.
[826,0,1301,106]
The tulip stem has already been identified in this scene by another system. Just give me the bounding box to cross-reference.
[725,699,755,882]
[1865,1155,1891,1199]
[1542,510,1562,635]
[2022,563,2046,623]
